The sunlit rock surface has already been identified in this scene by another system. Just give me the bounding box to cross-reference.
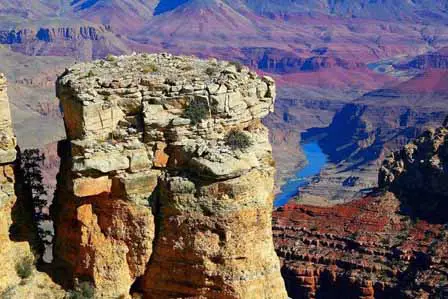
[53,53,287,298]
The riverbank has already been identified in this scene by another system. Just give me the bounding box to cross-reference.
[274,142,327,207]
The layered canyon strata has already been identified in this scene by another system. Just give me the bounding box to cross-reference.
[273,120,448,299]
[53,53,287,298]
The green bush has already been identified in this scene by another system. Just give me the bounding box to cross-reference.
[15,255,34,279]
[66,281,95,299]
[183,99,209,125]
[205,67,218,76]
[106,54,117,62]
[142,63,158,74]
[225,130,252,150]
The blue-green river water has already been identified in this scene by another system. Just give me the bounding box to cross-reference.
[274,142,328,207]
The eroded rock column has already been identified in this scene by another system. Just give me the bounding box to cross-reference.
[0,74,25,291]
[55,53,287,298]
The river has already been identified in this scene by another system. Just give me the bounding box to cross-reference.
[274,142,328,207]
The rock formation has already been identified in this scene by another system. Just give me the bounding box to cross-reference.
[0,24,129,60]
[0,73,21,291]
[379,119,448,222]
[273,193,448,299]
[273,119,448,299]
[53,53,287,298]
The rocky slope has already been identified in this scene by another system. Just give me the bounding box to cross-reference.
[273,193,448,299]
[0,73,22,291]
[273,120,448,299]
[52,53,287,298]
[379,119,448,223]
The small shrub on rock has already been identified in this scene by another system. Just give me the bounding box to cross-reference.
[66,281,95,299]
[15,255,34,279]
[225,130,252,150]
[142,63,158,74]
[205,67,218,76]
[183,99,209,125]
[106,54,117,62]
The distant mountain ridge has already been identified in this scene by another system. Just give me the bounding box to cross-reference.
[1,0,448,24]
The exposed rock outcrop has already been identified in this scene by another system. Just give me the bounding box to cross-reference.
[0,73,21,291]
[53,53,287,298]
[301,76,448,203]
[0,24,129,60]
[273,118,448,299]
[379,118,448,222]
[273,193,448,299]
[0,74,16,165]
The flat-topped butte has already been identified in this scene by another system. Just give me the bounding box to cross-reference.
[56,53,276,200]
[54,53,286,298]
[57,52,275,138]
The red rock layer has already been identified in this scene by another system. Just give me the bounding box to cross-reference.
[273,193,448,299]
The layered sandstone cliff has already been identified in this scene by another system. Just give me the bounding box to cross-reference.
[0,24,129,60]
[53,53,287,298]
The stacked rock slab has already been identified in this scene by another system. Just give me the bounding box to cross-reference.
[55,53,287,298]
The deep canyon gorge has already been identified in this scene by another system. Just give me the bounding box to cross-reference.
[0,1,448,298]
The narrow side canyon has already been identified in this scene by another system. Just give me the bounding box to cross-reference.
[0,74,64,298]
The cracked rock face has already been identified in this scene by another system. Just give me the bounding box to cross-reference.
[54,53,286,298]
[378,118,448,222]
[0,74,16,165]
[0,74,20,292]
[0,74,32,293]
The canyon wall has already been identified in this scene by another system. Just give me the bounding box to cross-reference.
[53,53,287,298]
[379,119,448,223]
[273,119,448,299]
[0,73,24,291]
[0,24,129,60]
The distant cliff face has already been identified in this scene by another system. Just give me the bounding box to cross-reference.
[379,118,448,223]
[54,53,287,298]
[0,24,129,60]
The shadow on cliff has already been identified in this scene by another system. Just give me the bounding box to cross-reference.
[393,190,448,224]
[8,148,44,264]
[43,139,77,289]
